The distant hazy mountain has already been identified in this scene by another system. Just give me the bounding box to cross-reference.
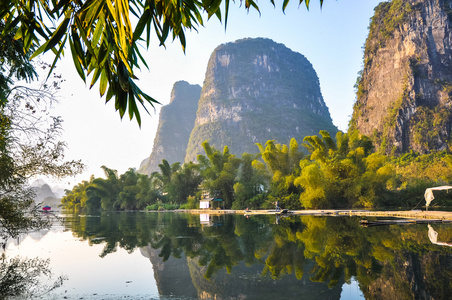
[30,179,62,208]
[139,81,202,175]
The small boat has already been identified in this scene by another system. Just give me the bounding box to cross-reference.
[424,186,452,210]
[42,206,51,211]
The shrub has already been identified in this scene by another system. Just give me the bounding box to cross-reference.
[180,196,198,209]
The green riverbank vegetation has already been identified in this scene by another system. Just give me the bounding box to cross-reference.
[61,130,452,212]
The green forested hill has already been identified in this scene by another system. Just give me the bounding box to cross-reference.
[184,38,337,162]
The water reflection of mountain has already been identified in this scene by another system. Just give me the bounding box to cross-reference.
[190,259,343,300]
[62,212,452,299]
[362,250,452,300]
[3,228,54,250]
[141,246,198,298]
[141,245,342,300]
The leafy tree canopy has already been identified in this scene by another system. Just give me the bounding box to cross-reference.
[0,0,323,125]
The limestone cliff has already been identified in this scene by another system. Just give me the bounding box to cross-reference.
[139,81,201,175]
[350,0,452,154]
[184,38,337,162]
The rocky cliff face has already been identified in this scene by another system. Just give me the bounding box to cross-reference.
[139,81,201,175]
[350,0,452,154]
[184,38,337,162]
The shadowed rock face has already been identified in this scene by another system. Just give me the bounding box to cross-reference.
[351,0,452,154]
[184,38,337,162]
[140,246,198,298]
[139,81,201,175]
[361,250,452,300]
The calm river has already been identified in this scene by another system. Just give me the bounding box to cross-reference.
[3,211,452,299]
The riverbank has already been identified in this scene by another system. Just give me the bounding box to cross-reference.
[176,209,452,221]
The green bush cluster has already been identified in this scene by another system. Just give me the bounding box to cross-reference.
[146,203,180,211]
[412,106,452,149]
[63,128,452,212]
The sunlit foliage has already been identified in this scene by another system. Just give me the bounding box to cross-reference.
[254,138,303,210]
[1,0,324,124]
[63,128,452,211]
[295,130,396,208]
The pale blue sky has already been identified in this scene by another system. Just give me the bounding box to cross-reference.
[46,0,383,186]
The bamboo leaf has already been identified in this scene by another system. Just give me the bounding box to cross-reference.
[91,12,105,47]
[50,0,71,14]
[43,14,71,53]
[129,79,159,109]
[90,67,102,89]
[133,9,151,41]
[13,24,23,39]
[133,43,149,70]
[74,15,95,57]
[99,68,108,96]
[106,85,114,102]
[146,14,152,48]
[283,0,290,12]
[178,30,186,52]
[46,35,67,80]
[3,13,20,34]
[245,0,260,13]
[32,19,49,39]
[23,28,33,53]
[120,0,133,39]
[115,85,128,119]
[71,27,86,68]
[29,39,48,60]
[128,90,139,123]
[83,0,104,26]
[97,44,109,66]
[224,0,230,28]
[160,21,169,46]
[69,36,86,82]
[207,0,222,19]
[106,0,127,58]
[117,61,130,92]
[116,0,127,50]
[214,9,221,21]
[105,0,120,31]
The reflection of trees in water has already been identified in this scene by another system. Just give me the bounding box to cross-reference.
[65,212,452,299]
[0,253,66,299]
[1,214,65,298]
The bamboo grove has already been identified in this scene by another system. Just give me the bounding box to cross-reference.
[61,129,452,212]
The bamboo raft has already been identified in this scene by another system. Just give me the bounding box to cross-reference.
[359,219,451,227]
